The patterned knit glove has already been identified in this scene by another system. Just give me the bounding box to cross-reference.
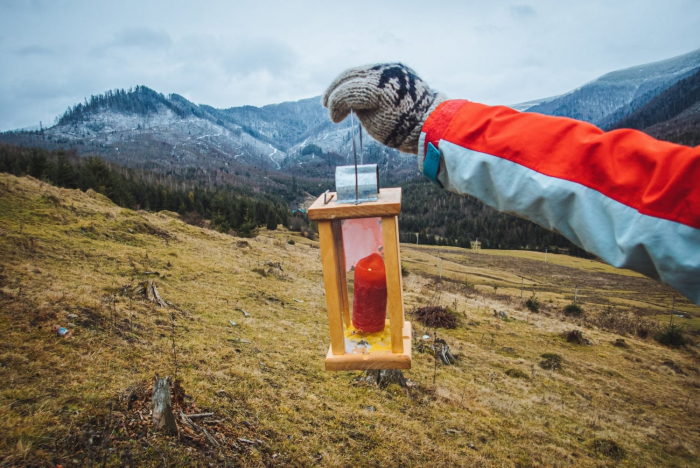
[322,63,447,155]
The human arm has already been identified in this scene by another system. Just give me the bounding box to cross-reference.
[419,100,700,304]
[323,64,700,304]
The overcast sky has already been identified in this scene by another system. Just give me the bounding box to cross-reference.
[1,0,699,131]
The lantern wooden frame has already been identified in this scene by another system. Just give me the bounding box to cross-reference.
[308,187,412,371]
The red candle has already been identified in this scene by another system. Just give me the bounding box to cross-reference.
[352,253,387,333]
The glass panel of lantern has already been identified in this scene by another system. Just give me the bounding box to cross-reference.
[341,217,392,355]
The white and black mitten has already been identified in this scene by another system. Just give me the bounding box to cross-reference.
[322,63,446,155]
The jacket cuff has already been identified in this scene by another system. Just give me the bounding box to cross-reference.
[418,99,471,188]
[421,99,471,156]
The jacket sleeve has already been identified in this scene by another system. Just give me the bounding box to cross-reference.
[418,99,700,305]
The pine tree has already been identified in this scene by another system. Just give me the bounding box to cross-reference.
[266,210,278,230]
[54,152,78,189]
[27,148,49,179]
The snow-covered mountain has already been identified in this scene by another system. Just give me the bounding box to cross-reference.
[508,95,561,112]
[0,86,408,172]
[4,47,699,172]
[520,48,700,128]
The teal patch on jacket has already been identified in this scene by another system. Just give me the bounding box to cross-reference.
[423,142,443,188]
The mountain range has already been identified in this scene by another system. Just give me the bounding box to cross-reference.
[1,47,698,178]
[0,86,405,176]
[523,47,700,129]
[608,65,700,146]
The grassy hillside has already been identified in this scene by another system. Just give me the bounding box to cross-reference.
[1,174,699,467]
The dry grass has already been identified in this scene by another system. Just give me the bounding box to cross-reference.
[401,244,700,320]
[1,173,699,467]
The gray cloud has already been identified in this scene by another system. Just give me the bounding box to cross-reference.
[221,39,297,76]
[91,27,172,55]
[0,0,699,131]
[520,55,545,68]
[113,27,172,49]
[15,45,53,56]
[510,4,536,19]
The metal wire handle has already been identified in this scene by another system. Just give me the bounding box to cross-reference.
[350,108,359,203]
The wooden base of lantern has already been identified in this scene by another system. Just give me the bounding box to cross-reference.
[325,321,412,371]
[309,188,412,372]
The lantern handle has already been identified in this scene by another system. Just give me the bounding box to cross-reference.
[350,108,360,204]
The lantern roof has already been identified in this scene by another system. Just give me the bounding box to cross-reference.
[308,187,402,221]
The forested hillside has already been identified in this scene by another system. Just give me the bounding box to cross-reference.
[57,86,211,125]
[609,68,700,147]
[644,107,700,147]
[0,141,597,256]
[608,68,700,131]
[0,144,292,237]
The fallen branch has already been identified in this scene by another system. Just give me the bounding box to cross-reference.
[143,439,167,468]
[147,281,168,308]
[180,412,219,447]
[186,412,214,419]
[166,301,185,313]
[227,338,251,344]
[201,426,220,448]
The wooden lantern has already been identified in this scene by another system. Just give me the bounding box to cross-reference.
[308,187,412,371]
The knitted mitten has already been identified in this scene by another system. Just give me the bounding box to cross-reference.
[322,63,447,155]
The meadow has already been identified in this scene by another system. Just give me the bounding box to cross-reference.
[1,173,698,467]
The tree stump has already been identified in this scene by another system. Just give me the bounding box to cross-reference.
[364,370,408,388]
[152,376,178,435]
[431,338,456,365]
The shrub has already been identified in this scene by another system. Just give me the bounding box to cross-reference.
[592,438,626,460]
[265,211,278,230]
[411,305,459,329]
[564,329,587,345]
[564,303,583,316]
[181,211,206,227]
[656,323,687,346]
[236,220,259,238]
[287,239,295,245]
[589,306,659,339]
[505,368,528,379]
[299,226,316,240]
[525,294,540,313]
[539,352,562,370]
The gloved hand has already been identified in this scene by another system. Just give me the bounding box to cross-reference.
[322,63,447,155]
